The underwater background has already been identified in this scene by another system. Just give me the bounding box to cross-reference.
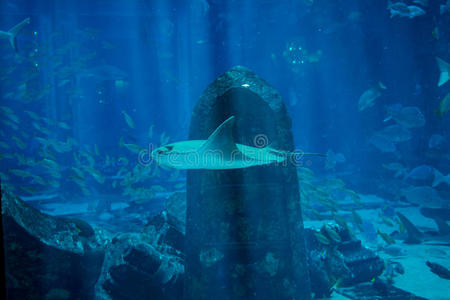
[1,0,450,299]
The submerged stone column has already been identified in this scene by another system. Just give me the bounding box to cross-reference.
[184,66,311,300]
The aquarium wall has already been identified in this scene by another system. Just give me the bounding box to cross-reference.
[1,0,450,299]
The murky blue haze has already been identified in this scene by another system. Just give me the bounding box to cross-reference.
[1,0,450,299]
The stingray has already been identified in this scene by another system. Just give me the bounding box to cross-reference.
[151,116,324,170]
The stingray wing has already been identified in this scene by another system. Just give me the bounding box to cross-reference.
[199,116,241,158]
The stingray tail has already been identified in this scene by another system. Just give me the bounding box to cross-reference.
[300,152,327,157]
[271,149,327,158]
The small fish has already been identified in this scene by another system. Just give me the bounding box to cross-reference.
[85,167,105,184]
[71,167,85,178]
[80,186,91,196]
[160,131,170,145]
[344,188,361,205]
[382,162,408,178]
[123,143,142,154]
[2,119,19,131]
[377,230,396,245]
[31,174,46,185]
[407,5,426,17]
[79,151,95,166]
[50,139,72,153]
[121,110,135,129]
[118,157,129,166]
[358,83,385,111]
[0,172,9,181]
[11,136,26,150]
[375,124,412,143]
[436,57,450,87]
[388,2,425,18]
[32,122,51,136]
[314,231,331,245]
[405,164,434,181]
[436,92,450,118]
[379,214,395,227]
[57,122,71,130]
[150,185,167,193]
[20,186,37,194]
[298,167,316,181]
[432,26,440,40]
[70,174,86,187]
[0,141,10,149]
[384,105,425,128]
[9,169,33,178]
[174,182,185,189]
[395,217,406,235]
[5,113,20,124]
[148,124,154,138]
[39,158,59,170]
[94,144,100,156]
[369,134,396,153]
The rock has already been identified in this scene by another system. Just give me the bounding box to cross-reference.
[144,211,185,254]
[1,186,105,300]
[304,224,384,297]
[95,233,184,300]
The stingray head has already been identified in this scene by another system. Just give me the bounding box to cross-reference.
[151,141,203,169]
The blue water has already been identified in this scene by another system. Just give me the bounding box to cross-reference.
[1,0,450,298]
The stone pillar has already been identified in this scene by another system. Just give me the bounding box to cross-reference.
[184,66,311,300]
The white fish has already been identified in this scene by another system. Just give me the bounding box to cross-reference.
[436,57,450,87]
[382,162,408,178]
[0,18,30,52]
[388,2,425,18]
[358,87,381,111]
[358,82,386,111]
[369,134,397,153]
[375,124,412,143]
[385,105,425,128]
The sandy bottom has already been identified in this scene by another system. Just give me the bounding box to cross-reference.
[306,199,450,299]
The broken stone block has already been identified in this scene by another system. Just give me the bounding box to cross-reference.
[1,186,105,300]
